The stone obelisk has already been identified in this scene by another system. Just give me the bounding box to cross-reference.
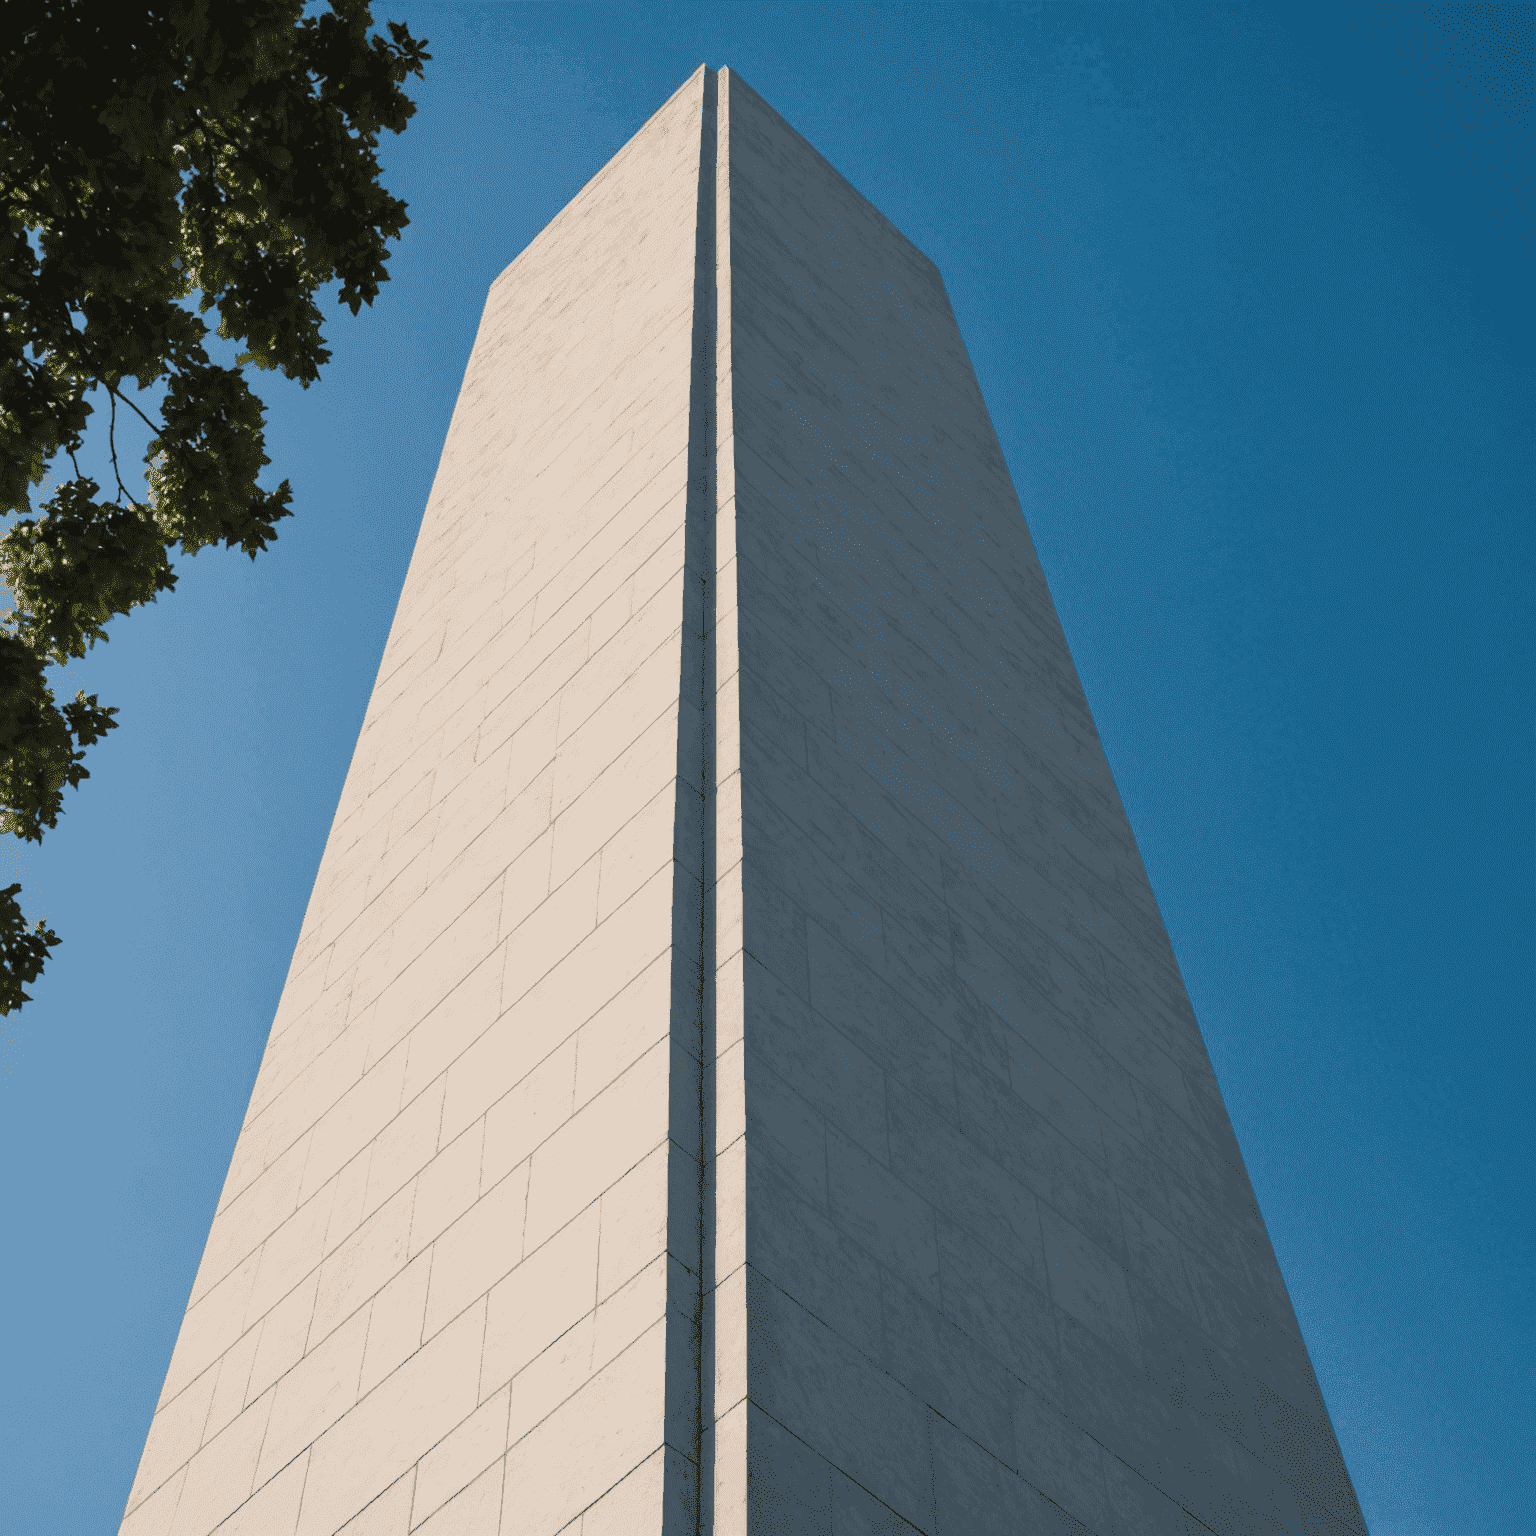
[119,66,1365,1536]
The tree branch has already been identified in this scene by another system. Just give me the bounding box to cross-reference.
[102,380,162,444]
[104,388,144,510]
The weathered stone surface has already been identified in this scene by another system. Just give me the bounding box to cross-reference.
[121,64,1364,1536]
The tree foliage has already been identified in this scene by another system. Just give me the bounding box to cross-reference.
[0,0,428,1010]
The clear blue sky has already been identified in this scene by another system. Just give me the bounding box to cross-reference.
[2,5,1530,1532]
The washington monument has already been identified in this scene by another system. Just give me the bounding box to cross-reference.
[119,66,1365,1536]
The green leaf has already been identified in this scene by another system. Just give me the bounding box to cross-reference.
[0,632,118,843]
[1,477,176,664]
[0,1,429,1010]
[0,882,60,1015]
